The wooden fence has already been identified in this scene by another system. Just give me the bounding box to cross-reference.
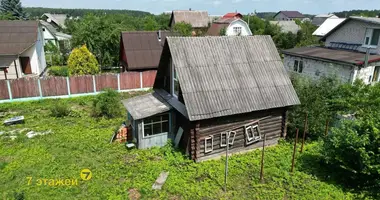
[0,70,157,102]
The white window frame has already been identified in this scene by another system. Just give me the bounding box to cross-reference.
[170,58,179,98]
[142,114,169,138]
[233,26,242,35]
[220,131,236,147]
[205,136,214,153]
[293,60,303,73]
[245,125,261,145]
[363,28,380,48]
[372,66,380,83]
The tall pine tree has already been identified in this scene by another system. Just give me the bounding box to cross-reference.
[0,0,27,19]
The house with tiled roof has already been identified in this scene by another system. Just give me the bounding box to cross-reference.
[0,21,46,80]
[283,16,380,84]
[274,11,307,21]
[207,13,251,36]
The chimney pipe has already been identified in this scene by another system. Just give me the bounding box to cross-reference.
[157,30,161,41]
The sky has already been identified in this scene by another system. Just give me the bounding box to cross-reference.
[22,0,379,15]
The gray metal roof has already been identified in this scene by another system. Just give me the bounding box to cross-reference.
[164,36,300,121]
[122,92,171,120]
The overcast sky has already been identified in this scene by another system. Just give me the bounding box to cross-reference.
[22,0,379,15]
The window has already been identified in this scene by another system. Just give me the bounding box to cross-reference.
[205,136,213,153]
[143,114,169,137]
[174,67,179,97]
[245,125,261,145]
[233,26,242,35]
[364,28,380,46]
[293,60,303,73]
[170,58,180,98]
[220,131,236,147]
[42,28,45,32]
[372,66,380,82]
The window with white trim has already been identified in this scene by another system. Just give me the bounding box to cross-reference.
[233,26,242,35]
[293,60,303,73]
[170,58,180,98]
[364,28,380,46]
[205,136,213,153]
[220,131,236,147]
[372,66,380,82]
[143,114,169,137]
[245,124,261,144]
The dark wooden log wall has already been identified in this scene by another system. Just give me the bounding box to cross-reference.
[0,80,9,99]
[40,77,68,97]
[195,108,286,161]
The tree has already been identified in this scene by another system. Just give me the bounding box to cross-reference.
[173,22,192,36]
[219,27,226,36]
[0,0,27,19]
[67,45,99,76]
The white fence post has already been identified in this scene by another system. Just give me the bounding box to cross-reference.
[117,73,121,92]
[6,80,12,100]
[66,77,71,96]
[37,78,43,97]
[140,72,143,89]
[92,75,97,93]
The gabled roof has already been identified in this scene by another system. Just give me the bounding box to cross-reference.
[312,18,345,37]
[41,13,67,28]
[269,21,301,34]
[169,10,209,28]
[155,36,300,121]
[222,12,243,19]
[40,20,57,35]
[321,17,380,41]
[282,46,380,66]
[207,18,252,36]
[120,31,176,70]
[275,11,305,19]
[0,20,39,55]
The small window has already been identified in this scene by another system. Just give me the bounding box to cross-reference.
[205,136,213,153]
[143,114,169,137]
[245,125,261,145]
[174,67,179,97]
[371,29,380,46]
[372,66,380,82]
[293,60,303,73]
[220,131,236,147]
[233,27,242,35]
[42,28,45,32]
[364,28,380,46]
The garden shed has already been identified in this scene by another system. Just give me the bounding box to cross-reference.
[122,36,300,161]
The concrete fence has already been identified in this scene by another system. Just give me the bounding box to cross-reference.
[0,70,157,103]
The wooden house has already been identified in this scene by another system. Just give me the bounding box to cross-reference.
[122,36,300,162]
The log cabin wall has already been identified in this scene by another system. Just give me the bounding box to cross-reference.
[195,108,287,162]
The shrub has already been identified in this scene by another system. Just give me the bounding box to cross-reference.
[48,66,69,77]
[50,101,71,117]
[92,89,123,118]
[67,45,100,76]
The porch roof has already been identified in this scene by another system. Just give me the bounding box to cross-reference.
[121,92,171,120]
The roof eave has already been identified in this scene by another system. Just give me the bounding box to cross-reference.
[282,51,360,67]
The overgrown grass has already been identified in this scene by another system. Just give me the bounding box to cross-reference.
[0,94,367,199]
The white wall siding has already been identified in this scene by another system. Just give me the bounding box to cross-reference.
[226,20,252,36]
[283,55,354,83]
[356,61,380,84]
[0,59,22,80]
[325,20,380,55]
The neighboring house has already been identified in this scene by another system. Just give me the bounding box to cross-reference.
[41,13,67,29]
[283,17,380,84]
[169,10,209,35]
[312,14,339,26]
[312,18,345,37]
[0,21,46,80]
[222,12,243,19]
[274,11,306,21]
[207,17,252,36]
[269,21,301,34]
[40,20,71,50]
[122,36,300,162]
[119,31,175,72]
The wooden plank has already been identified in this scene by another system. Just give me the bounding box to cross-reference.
[142,70,157,88]
[0,80,9,99]
[40,76,68,97]
[120,72,140,90]
[10,77,39,99]
[95,74,118,91]
[69,75,94,94]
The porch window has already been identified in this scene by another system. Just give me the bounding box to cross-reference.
[364,28,380,46]
[293,60,303,73]
[372,66,380,82]
[245,124,261,145]
[143,114,169,137]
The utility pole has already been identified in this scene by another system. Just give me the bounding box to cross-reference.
[224,132,230,192]
[300,113,308,153]
[260,133,266,183]
[291,129,299,173]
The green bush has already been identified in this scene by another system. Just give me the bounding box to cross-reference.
[50,101,71,117]
[92,89,123,118]
[48,66,69,77]
[67,45,100,76]
[173,22,192,36]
